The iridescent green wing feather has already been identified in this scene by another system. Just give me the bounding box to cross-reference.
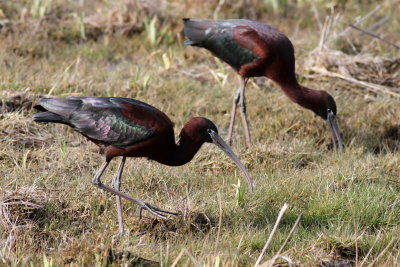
[35,97,157,148]
[183,19,260,71]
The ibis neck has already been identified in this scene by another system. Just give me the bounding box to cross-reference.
[159,131,204,167]
[275,77,321,113]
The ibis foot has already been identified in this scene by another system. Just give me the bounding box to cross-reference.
[112,231,125,241]
[139,202,179,220]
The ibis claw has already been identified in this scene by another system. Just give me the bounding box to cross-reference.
[139,202,179,220]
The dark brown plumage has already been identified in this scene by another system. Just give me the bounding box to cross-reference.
[34,97,254,235]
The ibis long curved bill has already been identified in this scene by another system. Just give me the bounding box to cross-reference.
[327,109,343,152]
[207,129,254,192]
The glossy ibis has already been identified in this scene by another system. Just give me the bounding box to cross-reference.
[183,18,343,150]
[33,97,253,235]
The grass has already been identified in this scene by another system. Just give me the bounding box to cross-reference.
[1,0,400,266]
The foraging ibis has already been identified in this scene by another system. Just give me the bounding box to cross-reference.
[183,18,343,150]
[33,97,253,235]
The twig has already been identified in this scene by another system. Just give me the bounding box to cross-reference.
[261,255,296,267]
[344,35,357,53]
[346,23,400,50]
[233,233,246,262]
[311,1,323,31]
[263,213,303,267]
[214,190,223,253]
[310,67,400,98]
[366,16,389,32]
[367,238,396,267]
[213,0,225,20]
[318,15,331,52]
[254,203,289,267]
[180,70,209,78]
[170,249,184,267]
[327,5,381,46]
[317,10,341,52]
[170,248,201,267]
[386,179,400,184]
[360,231,381,267]
[274,212,303,256]
[348,198,359,267]
[183,249,201,267]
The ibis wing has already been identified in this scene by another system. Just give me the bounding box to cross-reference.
[184,19,263,71]
[70,108,156,147]
[231,25,270,58]
[205,24,261,71]
[37,97,157,147]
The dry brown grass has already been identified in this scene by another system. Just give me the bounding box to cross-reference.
[302,51,400,96]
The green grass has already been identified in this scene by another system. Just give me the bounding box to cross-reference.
[1,0,400,266]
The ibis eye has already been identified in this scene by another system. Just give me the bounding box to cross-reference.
[207,129,213,134]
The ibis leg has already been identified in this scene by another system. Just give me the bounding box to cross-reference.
[92,159,179,221]
[227,87,242,145]
[239,78,251,146]
[113,156,126,236]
